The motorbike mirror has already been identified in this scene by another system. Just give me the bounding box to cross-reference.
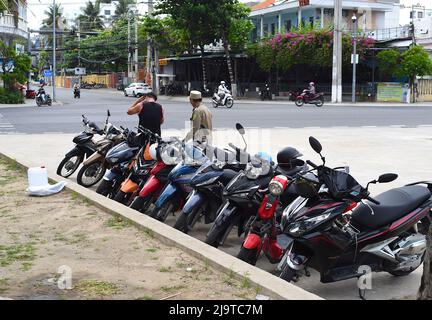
[236,123,245,135]
[291,159,305,167]
[378,173,398,184]
[107,110,111,118]
[309,137,322,154]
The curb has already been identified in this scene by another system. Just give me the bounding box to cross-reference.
[0,100,64,109]
[0,151,322,301]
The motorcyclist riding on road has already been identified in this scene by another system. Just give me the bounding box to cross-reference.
[301,82,316,98]
[217,81,230,103]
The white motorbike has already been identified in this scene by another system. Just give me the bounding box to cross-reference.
[212,91,234,109]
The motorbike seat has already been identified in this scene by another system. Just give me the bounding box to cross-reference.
[351,186,431,229]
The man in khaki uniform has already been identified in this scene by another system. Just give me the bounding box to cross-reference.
[184,90,213,145]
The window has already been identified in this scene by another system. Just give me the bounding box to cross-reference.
[410,11,414,19]
[285,20,292,31]
[105,10,111,16]
[263,24,269,34]
[309,16,314,27]
[324,8,334,16]
[418,11,424,19]
[342,10,349,18]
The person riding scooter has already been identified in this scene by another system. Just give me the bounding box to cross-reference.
[217,81,231,103]
[301,82,316,98]
[73,82,81,99]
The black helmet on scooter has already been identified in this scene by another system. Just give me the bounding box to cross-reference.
[277,147,303,171]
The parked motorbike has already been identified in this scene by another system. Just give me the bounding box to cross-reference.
[212,91,234,109]
[277,136,432,297]
[76,110,125,188]
[173,125,249,234]
[259,84,272,101]
[57,115,104,178]
[295,92,324,107]
[128,134,184,212]
[94,129,143,198]
[237,159,307,266]
[150,143,208,222]
[36,86,52,107]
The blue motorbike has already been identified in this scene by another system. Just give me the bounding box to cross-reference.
[150,144,208,221]
[173,125,250,234]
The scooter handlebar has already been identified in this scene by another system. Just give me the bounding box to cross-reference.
[306,160,318,169]
[366,196,380,205]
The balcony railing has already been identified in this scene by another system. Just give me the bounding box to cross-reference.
[358,27,411,42]
[0,14,28,39]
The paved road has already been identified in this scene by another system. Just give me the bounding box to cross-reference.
[1,87,432,134]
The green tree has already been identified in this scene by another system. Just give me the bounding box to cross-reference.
[212,0,253,96]
[42,4,67,30]
[0,42,31,90]
[113,0,134,21]
[78,0,105,31]
[378,45,432,102]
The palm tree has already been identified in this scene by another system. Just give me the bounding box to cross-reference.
[78,1,105,31]
[113,0,134,21]
[42,4,67,30]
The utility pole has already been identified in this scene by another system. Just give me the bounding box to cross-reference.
[331,0,342,103]
[134,12,139,82]
[27,30,32,89]
[147,0,156,93]
[78,19,81,86]
[352,14,358,104]
[52,0,56,102]
[127,12,131,79]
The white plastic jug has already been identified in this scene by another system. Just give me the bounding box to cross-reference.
[28,167,49,188]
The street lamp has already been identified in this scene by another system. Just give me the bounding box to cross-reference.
[351,13,358,104]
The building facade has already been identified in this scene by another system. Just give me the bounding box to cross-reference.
[0,0,28,45]
[250,0,401,41]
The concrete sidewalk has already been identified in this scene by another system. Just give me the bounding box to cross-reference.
[0,127,430,299]
[0,100,63,109]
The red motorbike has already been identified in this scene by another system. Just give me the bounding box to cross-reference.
[128,137,183,214]
[295,91,324,107]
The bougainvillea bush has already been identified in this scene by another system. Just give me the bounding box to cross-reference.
[248,28,375,72]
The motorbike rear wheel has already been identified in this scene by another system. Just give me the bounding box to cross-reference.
[315,97,324,107]
[57,155,83,178]
[237,247,259,266]
[77,161,106,188]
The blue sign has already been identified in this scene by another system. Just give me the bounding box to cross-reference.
[44,70,53,77]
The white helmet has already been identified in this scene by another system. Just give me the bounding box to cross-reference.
[309,82,315,86]
[221,81,226,85]
[149,143,159,161]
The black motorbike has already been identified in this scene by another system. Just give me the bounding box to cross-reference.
[173,124,248,234]
[36,86,52,107]
[57,115,104,178]
[277,137,432,299]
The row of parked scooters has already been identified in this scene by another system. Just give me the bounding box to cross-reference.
[57,110,432,296]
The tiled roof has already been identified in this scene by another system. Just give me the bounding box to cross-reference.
[251,0,276,11]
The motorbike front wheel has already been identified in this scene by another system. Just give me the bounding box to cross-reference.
[237,247,259,266]
[212,99,219,108]
[57,155,83,178]
[205,222,233,248]
[295,98,304,107]
[279,265,298,282]
[226,98,234,109]
[36,98,42,107]
[96,179,113,196]
[113,190,131,205]
[130,195,153,214]
[174,207,203,234]
[77,161,106,188]
[155,197,179,222]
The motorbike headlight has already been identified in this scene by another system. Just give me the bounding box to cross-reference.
[288,213,331,237]
[269,181,284,196]
[245,163,262,180]
[211,159,225,170]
